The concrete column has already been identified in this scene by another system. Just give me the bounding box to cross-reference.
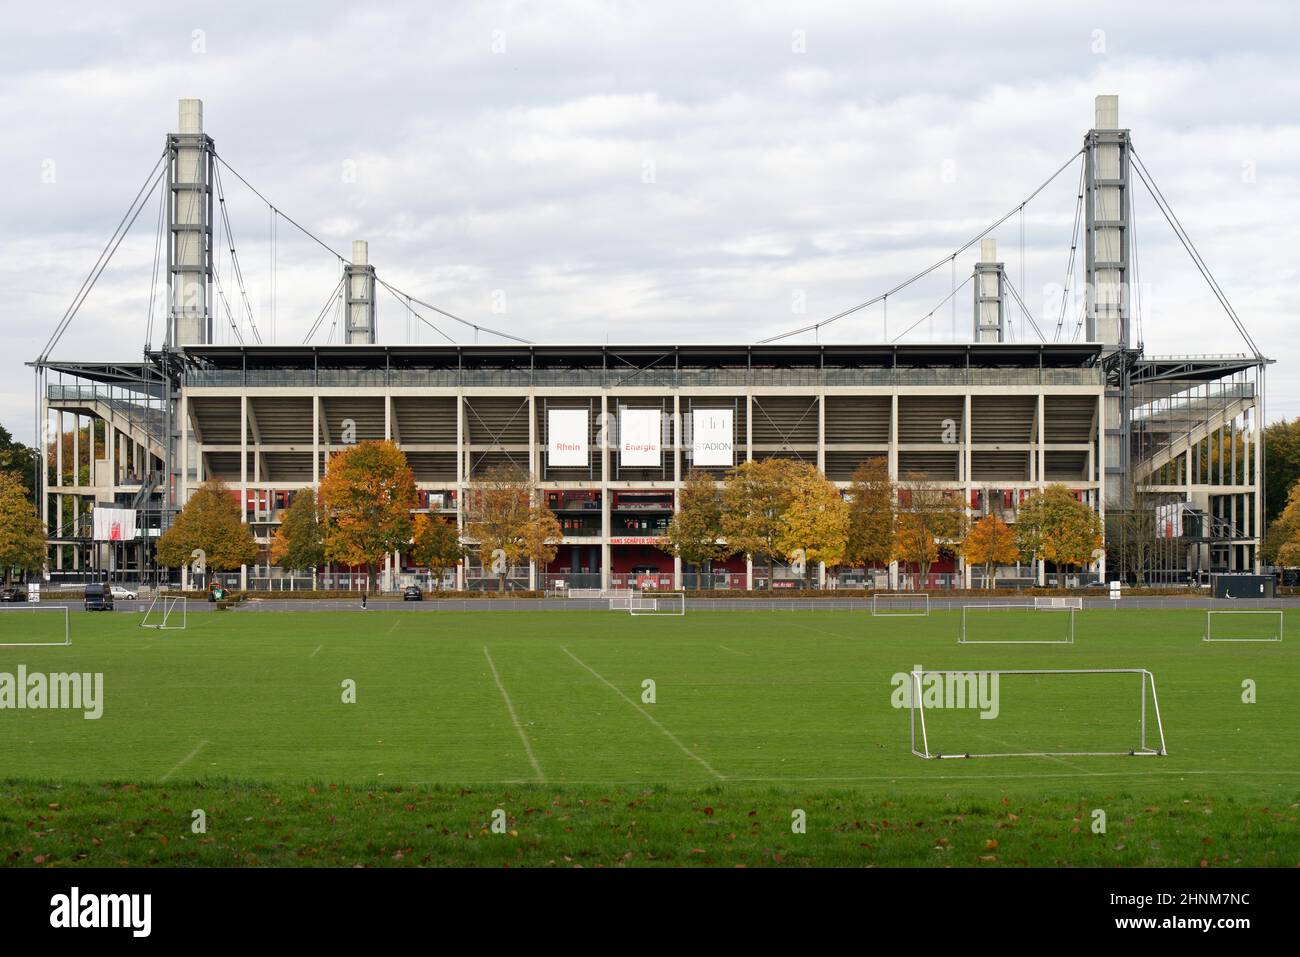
[240,395,248,590]
[56,412,63,489]
[600,394,610,591]
[888,393,899,589]
[384,393,392,441]
[456,392,465,590]
[1253,401,1263,572]
[673,393,682,589]
[179,395,189,506]
[1037,393,1046,486]
[312,395,320,485]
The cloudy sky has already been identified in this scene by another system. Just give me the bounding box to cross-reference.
[2,1,1298,440]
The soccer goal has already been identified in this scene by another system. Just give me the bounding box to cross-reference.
[1034,596,1084,610]
[140,595,187,630]
[1203,609,1282,642]
[629,592,685,616]
[872,594,930,617]
[0,605,71,647]
[959,604,1074,644]
[909,667,1167,759]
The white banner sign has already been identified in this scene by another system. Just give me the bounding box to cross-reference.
[92,507,138,541]
[547,409,589,467]
[620,408,661,467]
[691,408,734,466]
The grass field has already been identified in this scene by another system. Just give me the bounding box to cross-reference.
[1,605,1298,866]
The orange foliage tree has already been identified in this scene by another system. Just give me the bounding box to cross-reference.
[318,441,417,592]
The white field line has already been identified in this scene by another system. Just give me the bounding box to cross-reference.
[160,739,209,782]
[560,645,724,781]
[385,619,401,636]
[718,644,751,657]
[483,646,544,783]
[310,644,322,658]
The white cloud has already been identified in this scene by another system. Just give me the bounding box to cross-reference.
[2,0,1298,438]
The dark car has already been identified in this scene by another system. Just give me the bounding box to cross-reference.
[402,585,423,601]
[84,583,114,611]
[0,587,27,602]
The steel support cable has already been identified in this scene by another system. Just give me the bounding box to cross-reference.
[215,154,348,262]
[302,275,348,344]
[1003,274,1047,342]
[212,162,264,343]
[758,148,1085,343]
[39,150,167,361]
[375,276,530,344]
[144,170,168,350]
[1054,160,1086,342]
[378,280,456,344]
[1129,149,1261,358]
[889,274,973,343]
[215,152,523,344]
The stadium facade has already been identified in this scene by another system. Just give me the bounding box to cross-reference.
[32,97,1268,591]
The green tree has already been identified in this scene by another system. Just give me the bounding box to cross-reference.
[411,513,466,589]
[156,479,258,573]
[270,488,326,572]
[1016,483,1104,574]
[662,469,732,579]
[1265,417,1300,524]
[0,471,46,582]
[0,423,38,499]
[720,458,798,585]
[318,441,418,592]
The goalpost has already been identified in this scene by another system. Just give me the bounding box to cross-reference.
[1034,596,1083,610]
[0,606,71,647]
[872,594,930,617]
[629,593,685,616]
[959,604,1074,644]
[909,667,1167,759]
[1203,609,1282,642]
[141,595,188,630]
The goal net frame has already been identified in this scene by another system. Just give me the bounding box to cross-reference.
[872,593,931,617]
[0,605,71,647]
[1203,609,1282,642]
[629,592,685,616]
[959,603,1075,644]
[909,667,1167,759]
[141,595,188,630]
[1034,596,1083,610]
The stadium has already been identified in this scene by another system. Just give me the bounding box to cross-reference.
[32,95,1268,595]
[3,88,1295,881]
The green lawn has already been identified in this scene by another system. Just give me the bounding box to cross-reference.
[1,606,1297,866]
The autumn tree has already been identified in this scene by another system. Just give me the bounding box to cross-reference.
[0,471,45,582]
[410,513,466,589]
[521,504,564,587]
[318,441,418,592]
[776,461,848,587]
[157,479,258,573]
[962,514,1019,588]
[894,472,966,587]
[720,458,798,584]
[1016,483,1104,576]
[270,488,326,573]
[845,457,895,573]
[1264,481,1300,567]
[463,464,533,591]
[662,469,732,580]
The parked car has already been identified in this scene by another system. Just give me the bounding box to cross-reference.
[84,583,114,611]
[402,585,423,601]
[110,585,138,600]
[0,587,27,602]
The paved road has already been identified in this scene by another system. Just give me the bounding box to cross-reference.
[14,595,1295,614]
